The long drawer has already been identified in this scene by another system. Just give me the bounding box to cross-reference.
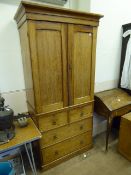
[40,117,92,148]
[41,131,92,164]
[69,103,93,123]
[38,111,68,132]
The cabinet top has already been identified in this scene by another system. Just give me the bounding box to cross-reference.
[14,0,103,24]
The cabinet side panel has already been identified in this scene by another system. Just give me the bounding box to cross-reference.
[19,22,35,110]
[90,27,98,100]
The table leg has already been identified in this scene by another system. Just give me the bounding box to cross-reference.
[106,117,113,151]
[24,143,37,175]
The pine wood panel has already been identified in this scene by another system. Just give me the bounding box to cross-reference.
[28,21,68,113]
[68,25,93,105]
[41,131,92,164]
[40,118,92,148]
[36,22,67,113]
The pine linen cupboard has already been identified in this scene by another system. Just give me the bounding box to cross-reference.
[14,1,103,170]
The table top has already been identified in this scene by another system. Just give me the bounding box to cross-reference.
[0,118,42,153]
[95,88,131,111]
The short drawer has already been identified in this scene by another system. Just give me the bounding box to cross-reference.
[41,131,92,164]
[40,117,92,148]
[38,111,68,132]
[69,104,93,123]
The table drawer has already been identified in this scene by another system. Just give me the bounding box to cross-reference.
[38,111,68,132]
[41,131,92,164]
[69,104,93,123]
[40,117,92,148]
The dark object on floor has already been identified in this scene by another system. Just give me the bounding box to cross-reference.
[94,88,131,151]
[118,112,131,161]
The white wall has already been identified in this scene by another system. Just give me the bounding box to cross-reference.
[77,0,90,12]
[69,0,90,11]
[0,0,24,93]
[91,0,131,92]
[0,0,28,114]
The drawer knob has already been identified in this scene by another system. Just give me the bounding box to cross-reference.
[80,125,83,130]
[54,151,59,156]
[53,135,58,140]
[80,112,84,117]
[52,121,56,125]
[80,140,84,145]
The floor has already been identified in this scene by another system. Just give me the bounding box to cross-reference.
[36,132,131,175]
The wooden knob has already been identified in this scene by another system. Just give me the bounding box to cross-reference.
[80,112,84,117]
[55,151,59,156]
[80,140,84,145]
[52,121,56,125]
[53,135,57,140]
[80,125,83,130]
[69,64,72,70]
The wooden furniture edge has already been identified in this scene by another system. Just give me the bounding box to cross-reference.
[40,144,93,171]
[118,149,131,162]
[14,0,103,23]
[94,96,110,118]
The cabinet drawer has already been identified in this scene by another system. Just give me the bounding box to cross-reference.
[69,104,92,123]
[41,131,92,164]
[40,117,92,148]
[38,111,68,132]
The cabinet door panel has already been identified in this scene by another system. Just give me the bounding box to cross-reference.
[29,21,68,113]
[68,25,94,105]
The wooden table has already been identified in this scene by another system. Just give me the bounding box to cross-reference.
[94,88,131,151]
[0,118,42,175]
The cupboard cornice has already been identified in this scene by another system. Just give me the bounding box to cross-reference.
[14,0,103,26]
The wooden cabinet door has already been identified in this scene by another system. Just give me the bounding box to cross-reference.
[68,24,97,105]
[28,21,68,113]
